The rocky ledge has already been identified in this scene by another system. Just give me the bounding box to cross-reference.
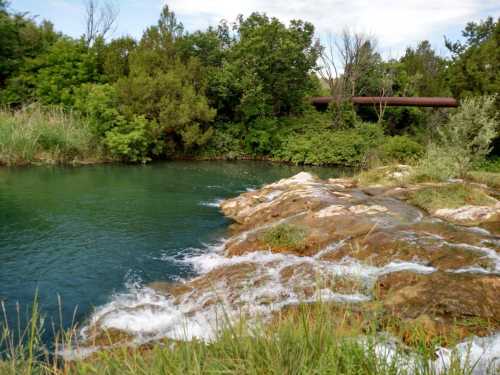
[83,171,500,352]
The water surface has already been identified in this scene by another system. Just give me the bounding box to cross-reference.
[0,161,347,343]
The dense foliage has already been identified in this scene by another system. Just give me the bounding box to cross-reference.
[0,2,498,167]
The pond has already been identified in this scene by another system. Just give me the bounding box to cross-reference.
[0,161,348,345]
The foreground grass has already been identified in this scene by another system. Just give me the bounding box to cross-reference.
[1,301,484,375]
[0,106,106,166]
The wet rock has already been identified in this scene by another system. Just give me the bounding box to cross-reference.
[376,271,500,339]
[433,202,500,226]
[148,282,193,299]
[81,172,500,351]
[222,173,425,256]
[321,223,499,272]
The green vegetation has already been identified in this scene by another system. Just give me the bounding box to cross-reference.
[356,165,412,187]
[409,184,497,212]
[262,224,307,251]
[0,105,104,165]
[377,136,425,164]
[475,157,500,173]
[1,300,479,375]
[468,171,500,190]
[0,2,498,168]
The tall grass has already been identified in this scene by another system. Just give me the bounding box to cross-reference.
[0,300,484,375]
[0,105,105,166]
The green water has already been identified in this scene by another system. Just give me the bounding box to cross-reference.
[0,161,347,344]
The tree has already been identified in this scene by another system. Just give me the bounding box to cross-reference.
[0,4,59,90]
[226,13,320,121]
[99,36,136,82]
[111,5,216,158]
[3,38,100,105]
[83,0,118,46]
[445,17,500,101]
[399,41,449,97]
[158,4,183,40]
[318,30,380,128]
[435,96,498,177]
[318,30,380,101]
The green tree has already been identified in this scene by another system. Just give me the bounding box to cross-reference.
[99,36,137,82]
[3,38,99,105]
[445,17,500,100]
[0,3,59,90]
[399,41,449,97]
[113,5,216,158]
[228,13,320,121]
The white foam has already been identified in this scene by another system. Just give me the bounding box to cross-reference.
[199,198,224,208]
[78,242,437,357]
[366,333,500,374]
[433,333,500,374]
[84,287,213,342]
[445,242,500,273]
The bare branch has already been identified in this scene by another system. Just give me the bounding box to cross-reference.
[318,29,378,101]
[83,0,119,45]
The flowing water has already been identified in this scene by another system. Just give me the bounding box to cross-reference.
[0,161,349,344]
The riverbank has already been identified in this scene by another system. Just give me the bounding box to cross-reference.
[3,166,498,374]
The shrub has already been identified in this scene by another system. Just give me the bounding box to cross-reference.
[474,157,500,173]
[274,122,385,166]
[413,144,459,182]
[378,135,424,163]
[434,95,498,177]
[104,116,154,163]
[329,100,359,129]
[198,123,247,159]
[74,83,122,137]
[244,117,280,155]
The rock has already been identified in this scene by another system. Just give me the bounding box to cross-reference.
[321,222,499,272]
[222,173,424,256]
[82,172,500,349]
[433,202,500,226]
[376,271,500,339]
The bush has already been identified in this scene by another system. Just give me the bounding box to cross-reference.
[329,100,359,129]
[378,135,424,163]
[74,83,122,137]
[433,95,498,177]
[244,117,280,155]
[413,144,459,182]
[199,123,247,159]
[474,157,500,173]
[274,122,385,166]
[104,116,154,163]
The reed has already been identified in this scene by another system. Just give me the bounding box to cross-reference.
[0,105,105,166]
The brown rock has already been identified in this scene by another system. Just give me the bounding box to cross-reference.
[375,271,500,338]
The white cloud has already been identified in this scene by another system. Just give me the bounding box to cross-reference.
[165,0,499,55]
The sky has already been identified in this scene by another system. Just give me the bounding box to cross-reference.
[10,0,500,57]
